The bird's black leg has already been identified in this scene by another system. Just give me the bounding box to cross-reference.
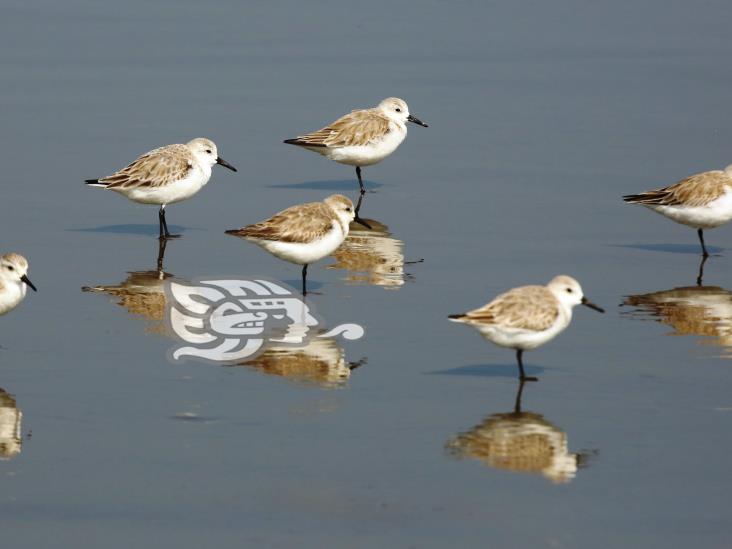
[698,228,709,258]
[301,264,308,296]
[159,205,180,239]
[356,166,365,195]
[516,349,538,382]
[158,206,166,239]
[161,206,171,238]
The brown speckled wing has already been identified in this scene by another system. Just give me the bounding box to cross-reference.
[287,109,391,148]
[227,202,335,244]
[623,170,730,207]
[463,286,559,332]
[99,144,193,189]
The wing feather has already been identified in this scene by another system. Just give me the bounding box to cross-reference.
[97,144,193,189]
[459,286,559,332]
[226,202,335,244]
[285,109,391,149]
[623,170,730,207]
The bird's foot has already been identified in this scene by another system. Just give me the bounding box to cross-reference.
[302,290,323,297]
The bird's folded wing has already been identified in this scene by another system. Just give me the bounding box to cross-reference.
[463,286,559,331]
[623,170,728,207]
[99,144,193,189]
[228,203,335,243]
[289,109,391,148]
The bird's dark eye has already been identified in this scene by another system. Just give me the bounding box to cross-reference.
[345,207,352,212]
[566,288,572,293]
[7,266,14,271]
[206,149,212,154]
[395,108,401,112]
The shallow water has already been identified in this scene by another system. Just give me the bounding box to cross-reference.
[2,1,732,547]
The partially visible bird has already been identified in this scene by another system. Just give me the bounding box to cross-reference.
[623,165,732,257]
[0,253,36,317]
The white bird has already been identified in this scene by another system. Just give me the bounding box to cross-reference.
[284,97,428,196]
[0,253,36,317]
[449,275,604,381]
[85,138,237,239]
[226,194,370,295]
[623,165,732,257]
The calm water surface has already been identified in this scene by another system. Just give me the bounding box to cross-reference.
[1,1,732,547]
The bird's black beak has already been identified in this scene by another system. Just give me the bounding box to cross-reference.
[21,274,37,292]
[407,114,428,127]
[581,296,604,313]
[354,215,372,230]
[216,157,237,172]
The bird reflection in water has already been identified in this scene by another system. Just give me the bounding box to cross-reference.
[328,195,419,289]
[446,381,593,484]
[623,284,732,355]
[0,388,22,460]
[696,254,709,286]
[82,238,177,335]
[237,336,365,389]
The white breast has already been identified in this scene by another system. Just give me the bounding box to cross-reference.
[256,222,347,265]
[0,281,26,316]
[476,308,572,351]
[119,163,212,206]
[327,122,407,167]
[649,189,732,229]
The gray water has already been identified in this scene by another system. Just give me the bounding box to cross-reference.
[2,1,732,547]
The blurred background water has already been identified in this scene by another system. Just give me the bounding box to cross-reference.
[1,1,732,547]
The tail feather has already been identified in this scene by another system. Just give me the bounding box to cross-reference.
[622,193,648,203]
[622,190,668,205]
[448,313,466,322]
[85,179,107,187]
[283,138,326,148]
[225,228,252,237]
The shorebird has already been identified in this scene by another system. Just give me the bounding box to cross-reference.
[0,253,36,317]
[86,138,237,239]
[284,97,428,196]
[226,194,370,295]
[449,275,604,381]
[623,165,732,257]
